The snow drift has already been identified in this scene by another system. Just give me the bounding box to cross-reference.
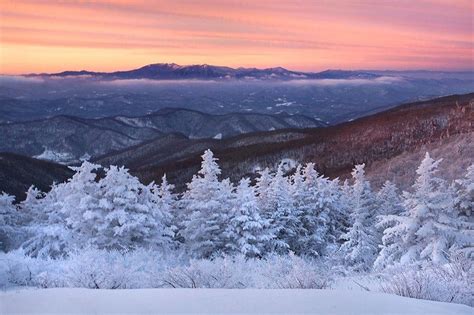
[1,288,471,315]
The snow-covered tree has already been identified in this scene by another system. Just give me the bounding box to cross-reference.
[151,174,178,247]
[377,181,404,217]
[21,162,175,256]
[0,192,18,251]
[267,164,299,254]
[375,181,404,247]
[20,161,100,258]
[454,164,473,217]
[225,178,273,257]
[452,164,474,258]
[255,167,274,219]
[181,150,232,258]
[84,166,170,250]
[375,153,459,268]
[291,163,339,256]
[340,164,378,271]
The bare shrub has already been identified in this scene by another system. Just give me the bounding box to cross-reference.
[380,254,473,307]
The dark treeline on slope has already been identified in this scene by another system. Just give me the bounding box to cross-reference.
[0,153,74,201]
[1,150,472,272]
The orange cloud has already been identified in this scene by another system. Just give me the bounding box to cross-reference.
[0,0,472,74]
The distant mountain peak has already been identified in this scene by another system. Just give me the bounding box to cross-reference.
[27,63,384,81]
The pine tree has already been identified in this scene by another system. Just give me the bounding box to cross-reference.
[255,167,274,219]
[292,163,339,256]
[452,164,474,258]
[375,181,404,249]
[151,174,178,248]
[181,150,231,258]
[88,166,167,250]
[375,153,458,268]
[454,164,474,217]
[0,192,18,251]
[268,164,299,254]
[340,164,378,271]
[20,161,100,258]
[225,178,273,257]
[377,181,404,216]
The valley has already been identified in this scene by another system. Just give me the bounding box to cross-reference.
[1,92,472,199]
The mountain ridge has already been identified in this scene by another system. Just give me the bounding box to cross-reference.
[0,108,324,164]
[99,93,473,190]
[26,63,382,81]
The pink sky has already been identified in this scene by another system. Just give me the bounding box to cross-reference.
[0,0,472,74]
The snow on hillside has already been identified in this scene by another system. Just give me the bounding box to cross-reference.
[1,288,471,314]
[34,149,75,164]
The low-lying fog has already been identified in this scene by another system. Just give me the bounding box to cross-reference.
[1,72,473,124]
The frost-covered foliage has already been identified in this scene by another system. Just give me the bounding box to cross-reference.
[225,178,274,257]
[375,153,469,268]
[2,150,473,285]
[266,164,299,253]
[379,253,473,306]
[0,193,19,251]
[340,164,378,271]
[180,150,233,258]
[291,163,341,257]
[452,164,474,258]
[0,250,332,290]
[20,162,175,257]
[377,181,403,217]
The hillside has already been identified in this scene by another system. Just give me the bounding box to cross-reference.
[2,93,472,199]
[0,109,323,164]
[100,93,473,190]
[0,153,74,201]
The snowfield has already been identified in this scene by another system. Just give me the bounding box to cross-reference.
[0,289,471,314]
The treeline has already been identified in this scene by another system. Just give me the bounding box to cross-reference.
[0,150,472,271]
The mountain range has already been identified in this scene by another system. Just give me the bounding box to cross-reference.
[29,63,380,81]
[0,109,324,164]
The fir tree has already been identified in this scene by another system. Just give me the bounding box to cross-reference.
[375,153,458,268]
[0,192,18,251]
[268,164,299,254]
[340,164,378,271]
[181,150,232,258]
[225,178,273,257]
[452,164,474,258]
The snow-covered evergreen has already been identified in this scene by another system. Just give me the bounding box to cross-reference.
[340,164,378,271]
[90,166,172,250]
[181,150,232,258]
[151,175,178,247]
[375,153,461,268]
[1,149,470,274]
[266,164,299,254]
[225,178,274,257]
[255,167,274,219]
[377,181,404,217]
[292,163,339,256]
[452,164,474,257]
[0,192,18,251]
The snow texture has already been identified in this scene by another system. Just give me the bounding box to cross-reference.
[1,288,471,314]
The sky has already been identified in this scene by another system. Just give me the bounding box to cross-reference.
[0,0,472,74]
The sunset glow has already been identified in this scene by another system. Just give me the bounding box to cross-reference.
[0,0,472,74]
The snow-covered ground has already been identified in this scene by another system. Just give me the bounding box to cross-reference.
[1,289,471,314]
